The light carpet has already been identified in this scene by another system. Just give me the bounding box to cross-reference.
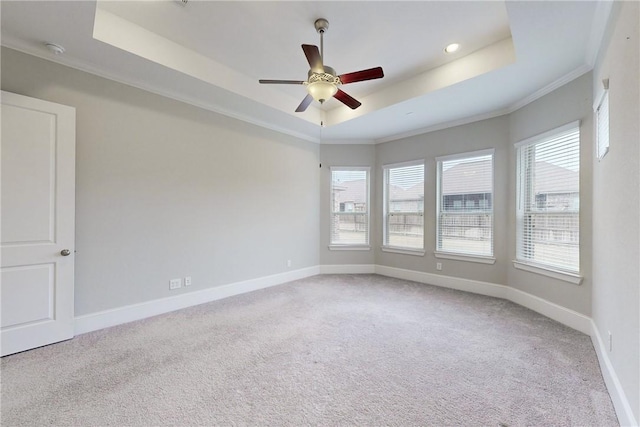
[1,274,618,426]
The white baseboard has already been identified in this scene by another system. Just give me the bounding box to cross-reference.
[328,264,592,335]
[75,263,588,337]
[74,266,319,335]
[507,287,591,334]
[319,264,376,274]
[324,264,629,422]
[374,265,508,299]
[73,263,634,425]
[591,321,638,427]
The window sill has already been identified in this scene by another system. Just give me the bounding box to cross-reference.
[328,245,371,251]
[434,251,496,264]
[512,260,583,285]
[381,246,425,256]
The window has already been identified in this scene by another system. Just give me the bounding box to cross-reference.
[330,168,369,247]
[383,161,425,253]
[596,89,610,160]
[436,150,494,258]
[516,122,580,274]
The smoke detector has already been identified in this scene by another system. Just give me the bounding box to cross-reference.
[45,43,65,55]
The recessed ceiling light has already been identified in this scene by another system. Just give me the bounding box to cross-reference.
[444,43,460,54]
[45,43,65,55]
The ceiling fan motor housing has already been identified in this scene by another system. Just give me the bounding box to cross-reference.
[307,66,338,81]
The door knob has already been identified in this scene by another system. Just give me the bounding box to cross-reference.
[60,249,71,256]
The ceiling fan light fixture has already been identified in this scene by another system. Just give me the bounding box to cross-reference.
[444,43,460,54]
[307,80,338,103]
[258,18,384,111]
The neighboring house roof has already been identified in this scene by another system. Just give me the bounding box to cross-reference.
[389,182,424,201]
[334,160,578,204]
[442,159,492,196]
[334,179,424,204]
[333,179,367,204]
[534,161,579,194]
[441,159,578,195]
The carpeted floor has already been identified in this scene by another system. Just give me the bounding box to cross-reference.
[1,274,618,426]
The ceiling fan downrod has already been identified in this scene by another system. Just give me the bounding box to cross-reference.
[315,18,329,62]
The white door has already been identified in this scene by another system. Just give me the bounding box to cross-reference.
[1,91,76,357]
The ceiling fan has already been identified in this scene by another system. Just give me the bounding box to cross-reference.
[259,18,384,112]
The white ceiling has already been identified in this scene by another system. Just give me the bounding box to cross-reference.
[1,1,611,144]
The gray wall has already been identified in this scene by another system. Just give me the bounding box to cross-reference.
[1,48,320,316]
[5,28,638,420]
[591,1,639,421]
[507,73,594,315]
[374,116,510,286]
[319,144,376,266]
[320,73,596,316]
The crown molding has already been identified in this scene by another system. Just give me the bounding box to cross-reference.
[1,41,321,145]
[1,40,594,148]
[506,64,592,114]
[374,108,510,144]
[585,0,615,67]
[321,138,377,145]
[374,62,592,145]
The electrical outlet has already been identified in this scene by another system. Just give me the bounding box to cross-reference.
[436,262,442,271]
[608,331,612,352]
[287,260,292,268]
[184,276,192,286]
[169,278,182,290]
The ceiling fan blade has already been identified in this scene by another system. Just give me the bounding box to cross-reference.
[334,89,362,110]
[339,67,384,85]
[295,94,314,112]
[302,44,324,73]
[259,80,305,85]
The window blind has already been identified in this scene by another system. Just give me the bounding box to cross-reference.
[596,91,610,160]
[384,162,424,250]
[330,169,369,246]
[437,152,493,256]
[517,125,580,272]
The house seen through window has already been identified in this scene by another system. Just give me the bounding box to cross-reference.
[516,123,580,273]
[330,168,369,247]
[383,161,425,251]
[437,150,494,257]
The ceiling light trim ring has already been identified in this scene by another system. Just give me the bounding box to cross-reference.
[444,43,460,54]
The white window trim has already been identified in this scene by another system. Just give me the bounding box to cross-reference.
[328,245,371,251]
[382,159,425,253]
[382,159,425,169]
[329,166,370,249]
[434,251,496,264]
[515,120,581,276]
[594,87,610,161]
[514,120,580,149]
[381,246,425,256]
[435,148,495,163]
[513,260,583,285]
[435,148,495,259]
